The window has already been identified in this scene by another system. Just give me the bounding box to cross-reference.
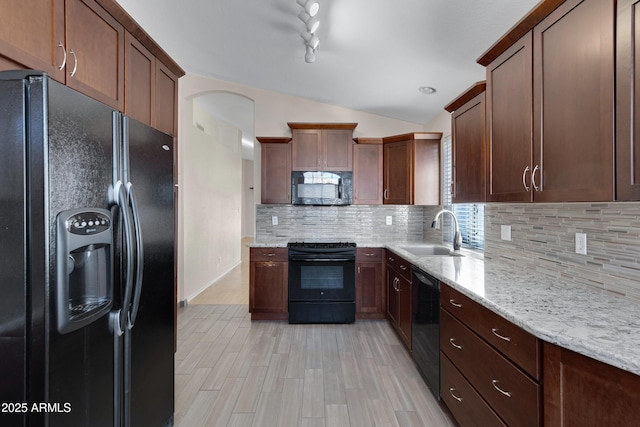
[442,136,485,251]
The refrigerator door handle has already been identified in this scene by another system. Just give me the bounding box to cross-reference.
[126,181,144,329]
[111,181,135,336]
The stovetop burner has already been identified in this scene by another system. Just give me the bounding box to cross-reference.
[287,241,356,249]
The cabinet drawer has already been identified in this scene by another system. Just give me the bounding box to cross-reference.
[356,247,383,262]
[250,247,287,262]
[441,309,540,427]
[441,352,507,427]
[385,250,411,280]
[441,284,540,379]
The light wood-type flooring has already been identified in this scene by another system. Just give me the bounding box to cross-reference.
[175,238,456,426]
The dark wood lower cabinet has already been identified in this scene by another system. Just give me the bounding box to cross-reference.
[441,352,507,427]
[356,248,385,319]
[544,342,640,426]
[249,248,288,320]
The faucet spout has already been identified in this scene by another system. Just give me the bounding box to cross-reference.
[432,209,462,251]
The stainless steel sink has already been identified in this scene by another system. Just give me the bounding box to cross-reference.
[398,245,463,257]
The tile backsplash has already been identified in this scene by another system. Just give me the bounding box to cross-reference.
[256,202,640,304]
[485,202,640,302]
[255,204,442,244]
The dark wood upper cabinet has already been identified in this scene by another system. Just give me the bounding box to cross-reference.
[0,0,65,80]
[64,0,125,111]
[486,33,534,203]
[353,138,383,205]
[125,32,154,125]
[383,133,441,205]
[258,137,292,204]
[532,0,614,202]
[289,123,356,171]
[445,81,486,203]
[484,0,614,203]
[154,60,179,136]
[616,0,640,200]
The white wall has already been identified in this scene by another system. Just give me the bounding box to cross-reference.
[177,72,432,302]
[242,159,255,238]
[180,100,243,301]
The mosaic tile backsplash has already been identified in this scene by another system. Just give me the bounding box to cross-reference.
[255,204,442,244]
[256,202,640,304]
[485,202,640,303]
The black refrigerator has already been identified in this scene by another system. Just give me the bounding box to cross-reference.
[0,71,175,427]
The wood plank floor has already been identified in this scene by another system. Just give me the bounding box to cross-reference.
[175,304,457,426]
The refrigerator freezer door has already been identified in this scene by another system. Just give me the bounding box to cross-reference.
[124,117,175,426]
[0,77,29,427]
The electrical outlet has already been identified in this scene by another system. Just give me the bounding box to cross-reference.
[501,225,512,241]
[575,232,587,255]
[386,216,393,225]
[272,216,278,226]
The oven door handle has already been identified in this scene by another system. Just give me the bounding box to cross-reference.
[289,257,355,262]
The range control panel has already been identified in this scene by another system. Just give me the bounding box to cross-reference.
[65,211,111,235]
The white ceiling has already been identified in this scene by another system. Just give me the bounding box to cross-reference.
[116,0,538,131]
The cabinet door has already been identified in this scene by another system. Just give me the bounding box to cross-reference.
[125,32,154,126]
[356,261,384,315]
[616,0,640,200]
[154,60,179,136]
[544,343,640,426]
[323,129,353,171]
[65,0,125,111]
[292,129,321,170]
[397,275,412,349]
[486,33,533,202]
[353,143,382,204]
[249,261,287,313]
[261,143,292,204]
[452,92,486,203]
[532,0,614,202]
[386,269,399,325]
[0,0,65,82]
[383,141,411,204]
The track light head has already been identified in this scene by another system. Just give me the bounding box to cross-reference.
[301,32,320,50]
[305,44,316,63]
[298,11,320,34]
[296,0,319,17]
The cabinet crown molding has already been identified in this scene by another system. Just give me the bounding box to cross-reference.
[287,122,358,130]
[256,137,292,144]
[477,0,564,66]
[383,132,442,144]
[444,81,486,113]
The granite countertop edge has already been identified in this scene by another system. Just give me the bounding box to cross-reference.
[250,240,640,376]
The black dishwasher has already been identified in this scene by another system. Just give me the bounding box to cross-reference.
[411,266,440,399]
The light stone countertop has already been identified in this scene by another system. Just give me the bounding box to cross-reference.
[250,240,640,375]
[386,243,640,377]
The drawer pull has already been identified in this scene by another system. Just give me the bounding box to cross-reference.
[491,380,512,398]
[449,338,463,350]
[400,265,407,270]
[265,253,276,257]
[364,252,376,257]
[491,328,512,342]
[388,256,395,262]
[449,388,463,402]
[449,299,462,308]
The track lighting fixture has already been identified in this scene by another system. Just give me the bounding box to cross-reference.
[296,0,321,63]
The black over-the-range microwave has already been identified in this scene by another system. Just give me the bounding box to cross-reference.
[291,171,353,206]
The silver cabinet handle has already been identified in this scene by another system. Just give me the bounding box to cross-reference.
[491,328,512,342]
[57,42,67,70]
[383,189,388,200]
[388,256,395,262]
[69,49,78,77]
[522,165,530,192]
[449,299,462,308]
[449,388,463,402]
[357,266,361,274]
[400,265,407,271]
[394,277,400,292]
[449,338,463,350]
[492,380,512,398]
[532,165,540,191]
[364,252,376,257]
[265,253,276,257]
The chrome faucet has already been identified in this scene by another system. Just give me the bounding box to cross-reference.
[432,209,462,251]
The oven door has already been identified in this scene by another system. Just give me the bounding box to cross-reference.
[288,258,355,302]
